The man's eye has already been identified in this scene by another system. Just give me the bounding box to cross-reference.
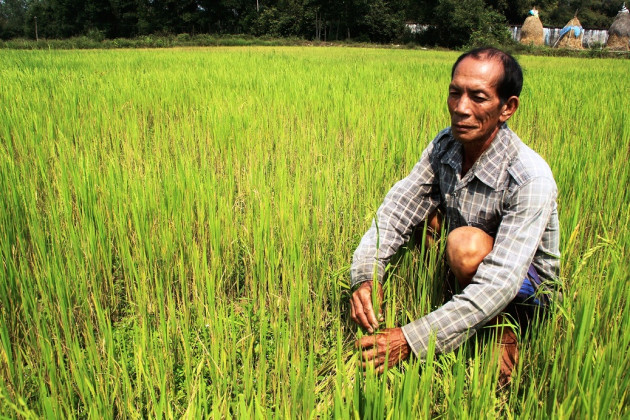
[472,95,486,102]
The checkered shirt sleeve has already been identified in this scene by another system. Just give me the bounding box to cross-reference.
[350,140,441,286]
[400,175,557,357]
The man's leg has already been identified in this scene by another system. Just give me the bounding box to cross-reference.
[414,210,443,249]
[445,227,493,284]
[445,226,518,387]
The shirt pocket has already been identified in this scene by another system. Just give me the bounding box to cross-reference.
[467,210,499,236]
[461,190,501,237]
[442,190,465,230]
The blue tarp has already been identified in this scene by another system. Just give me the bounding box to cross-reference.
[559,25,582,38]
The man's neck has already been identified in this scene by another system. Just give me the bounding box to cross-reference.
[461,125,501,176]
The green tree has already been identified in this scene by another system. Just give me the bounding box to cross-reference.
[108,0,141,38]
[249,0,312,37]
[357,0,406,43]
[0,0,27,39]
[425,0,512,48]
[534,0,617,28]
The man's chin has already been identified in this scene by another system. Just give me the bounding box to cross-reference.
[451,126,476,141]
[452,133,474,143]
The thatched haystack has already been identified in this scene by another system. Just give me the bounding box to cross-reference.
[556,16,584,49]
[606,3,630,50]
[521,8,544,46]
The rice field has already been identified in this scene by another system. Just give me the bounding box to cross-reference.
[0,47,628,418]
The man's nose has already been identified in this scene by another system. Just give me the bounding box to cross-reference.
[453,95,471,115]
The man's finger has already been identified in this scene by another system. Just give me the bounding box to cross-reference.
[352,295,373,332]
[375,363,386,374]
[359,347,377,362]
[361,354,381,370]
[359,293,379,330]
[362,354,387,372]
[356,334,377,350]
[350,299,357,323]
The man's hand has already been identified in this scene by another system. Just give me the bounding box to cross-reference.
[357,328,411,373]
[350,281,384,333]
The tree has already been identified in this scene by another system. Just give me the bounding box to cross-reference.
[357,0,406,43]
[249,0,312,37]
[108,0,141,38]
[535,0,617,28]
[0,0,618,43]
[423,0,512,48]
[0,0,27,39]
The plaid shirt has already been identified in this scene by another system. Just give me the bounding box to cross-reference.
[351,124,560,357]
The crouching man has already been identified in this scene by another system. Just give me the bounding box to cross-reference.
[350,47,560,386]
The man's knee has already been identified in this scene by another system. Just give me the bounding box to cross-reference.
[446,226,494,286]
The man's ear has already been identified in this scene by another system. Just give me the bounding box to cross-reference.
[499,96,519,123]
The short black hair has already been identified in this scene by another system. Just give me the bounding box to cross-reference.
[451,47,523,103]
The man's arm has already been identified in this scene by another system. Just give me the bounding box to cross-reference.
[401,176,557,357]
[351,141,441,289]
[350,139,441,335]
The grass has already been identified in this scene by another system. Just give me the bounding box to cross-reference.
[0,47,628,418]
[3,35,628,59]
[0,34,393,51]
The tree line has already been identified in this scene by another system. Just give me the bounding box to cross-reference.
[0,0,621,47]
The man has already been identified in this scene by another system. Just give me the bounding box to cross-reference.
[350,47,560,385]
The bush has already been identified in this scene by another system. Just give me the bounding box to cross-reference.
[110,38,135,48]
[86,29,106,42]
[176,33,191,43]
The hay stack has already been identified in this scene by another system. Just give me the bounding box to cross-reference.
[556,16,584,49]
[606,3,630,50]
[521,8,544,46]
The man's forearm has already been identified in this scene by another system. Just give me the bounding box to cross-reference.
[400,280,517,358]
[350,222,386,287]
[351,141,440,288]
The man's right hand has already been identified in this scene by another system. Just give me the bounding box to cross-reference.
[350,281,384,334]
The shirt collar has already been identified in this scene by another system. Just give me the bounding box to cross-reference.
[440,134,463,174]
[442,123,520,190]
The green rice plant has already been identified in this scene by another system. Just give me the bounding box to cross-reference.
[0,47,628,418]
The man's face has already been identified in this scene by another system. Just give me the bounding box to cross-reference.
[447,56,510,147]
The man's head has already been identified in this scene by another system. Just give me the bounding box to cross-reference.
[448,47,522,147]
[451,47,523,104]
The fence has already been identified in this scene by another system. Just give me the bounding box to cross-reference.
[405,23,609,48]
[509,26,609,48]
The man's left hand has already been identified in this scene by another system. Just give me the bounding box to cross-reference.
[356,328,411,373]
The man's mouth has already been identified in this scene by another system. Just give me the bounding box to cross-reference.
[453,124,476,131]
